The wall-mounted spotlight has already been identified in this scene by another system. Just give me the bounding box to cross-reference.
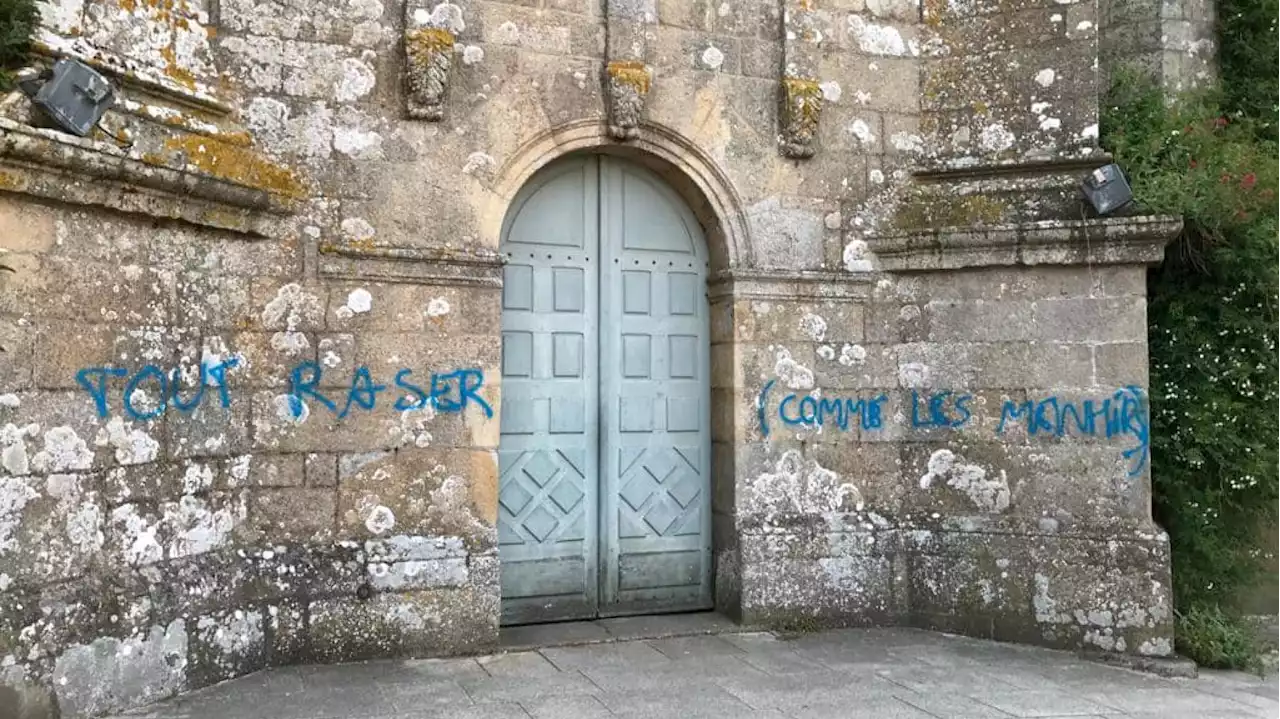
[18,58,116,137]
[1081,163,1134,216]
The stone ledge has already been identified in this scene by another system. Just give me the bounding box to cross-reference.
[708,268,875,301]
[911,151,1109,177]
[32,33,230,116]
[0,119,298,237]
[870,215,1183,272]
[318,243,505,288]
[734,511,1169,542]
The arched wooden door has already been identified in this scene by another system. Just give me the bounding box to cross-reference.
[497,155,712,625]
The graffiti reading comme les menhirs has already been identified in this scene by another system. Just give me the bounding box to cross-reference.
[756,380,1151,477]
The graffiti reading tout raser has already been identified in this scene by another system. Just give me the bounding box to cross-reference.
[757,381,1151,477]
[75,360,493,422]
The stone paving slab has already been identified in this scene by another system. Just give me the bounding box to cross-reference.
[113,625,1278,719]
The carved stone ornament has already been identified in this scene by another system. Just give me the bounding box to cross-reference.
[405,27,455,121]
[779,76,822,159]
[405,3,465,121]
[605,60,651,140]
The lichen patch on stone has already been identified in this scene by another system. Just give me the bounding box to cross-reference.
[919,449,1011,513]
[748,450,864,517]
[773,348,815,390]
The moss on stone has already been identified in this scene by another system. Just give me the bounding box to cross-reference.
[921,0,949,27]
[782,76,822,121]
[162,135,308,200]
[607,60,651,94]
[893,190,1010,229]
[406,27,455,63]
[0,170,25,190]
[766,614,824,636]
[159,45,197,90]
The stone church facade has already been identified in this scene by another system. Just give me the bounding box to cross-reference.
[0,0,1210,715]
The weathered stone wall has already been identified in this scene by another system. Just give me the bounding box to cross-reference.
[732,265,1172,657]
[0,0,1181,716]
[1100,0,1216,91]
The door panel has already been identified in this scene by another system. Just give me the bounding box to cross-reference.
[498,158,600,625]
[598,158,713,615]
[498,155,712,625]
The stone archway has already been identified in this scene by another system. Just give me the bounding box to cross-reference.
[483,119,754,274]
[486,123,751,623]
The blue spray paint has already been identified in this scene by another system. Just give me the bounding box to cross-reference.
[74,358,492,422]
[77,357,240,420]
[778,392,888,431]
[758,379,887,436]
[995,385,1150,476]
[75,366,128,417]
[910,390,972,428]
[757,380,1151,476]
[283,363,493,420]
[757,379,776,437]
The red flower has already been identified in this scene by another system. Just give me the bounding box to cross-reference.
[1241,173,1257,189]
[1190,159,1198,168]
[1214,116,1229,128]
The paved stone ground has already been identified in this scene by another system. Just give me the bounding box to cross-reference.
[115,615,1278,719]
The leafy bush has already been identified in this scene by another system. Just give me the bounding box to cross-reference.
[1102,72,1279,667]
[1176,605,1264,670]
[1217,0,1279,135]
[0,0,37,89]
[1105,0,1280,670]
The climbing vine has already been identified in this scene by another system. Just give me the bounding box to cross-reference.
[1102,67,1279,668]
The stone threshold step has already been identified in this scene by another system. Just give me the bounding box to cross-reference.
[498,611,749,652]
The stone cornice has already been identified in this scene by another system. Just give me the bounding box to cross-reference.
[0,118,298,237]
[911,152,1112,178]
[708,268,874,301]
[318,243,505,288]
[32,33,231,115]
[869,215,1182,272]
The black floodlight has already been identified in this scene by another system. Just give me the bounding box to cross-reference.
[1081,163,1134,216]
[29,58,116,137]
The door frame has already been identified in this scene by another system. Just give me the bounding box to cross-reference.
[496,152,714,624]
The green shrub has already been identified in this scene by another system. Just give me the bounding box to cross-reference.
[0,0,37,89]
[1100,0,1280,670]
[1217,0,1279,135]
[1176,605,1264,670]
[1101,72,1279,667]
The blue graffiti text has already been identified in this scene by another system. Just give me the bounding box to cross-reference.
[996,385,1149,476]
[76,358,241,421]
[910,390,972,429]
[285,362,493,420]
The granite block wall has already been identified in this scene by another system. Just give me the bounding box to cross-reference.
[0,0,1183,716]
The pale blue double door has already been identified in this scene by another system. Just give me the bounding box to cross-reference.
[498,155,712,625]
